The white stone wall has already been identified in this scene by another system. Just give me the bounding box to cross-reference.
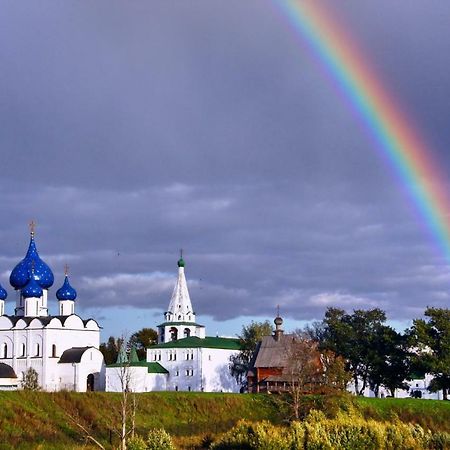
[200,348,240,392]
[106,366,167,392]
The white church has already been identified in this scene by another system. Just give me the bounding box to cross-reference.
[105,256,241,393]
[0,225,105,391]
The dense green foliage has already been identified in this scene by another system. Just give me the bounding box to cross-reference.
[0,392,449,449]
[229,320,273,386]
[410,308,450,400]
[318,307,412,396]
[129,328,158,360]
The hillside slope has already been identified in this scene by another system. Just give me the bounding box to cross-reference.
[0,391,449,449]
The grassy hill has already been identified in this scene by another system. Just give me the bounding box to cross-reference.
[0,391,449,449]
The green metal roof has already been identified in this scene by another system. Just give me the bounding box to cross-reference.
[148,336,241,350]
[107,361,169,374]
[157,321,205,328]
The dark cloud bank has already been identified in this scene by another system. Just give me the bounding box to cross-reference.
[1,1,450,332]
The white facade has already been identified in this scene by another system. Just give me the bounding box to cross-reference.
[349,373,444,400]
[106,257,241,393]
[106,365,168,392]
[0,229,105,391]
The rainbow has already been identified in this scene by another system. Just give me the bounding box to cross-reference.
[273,0,450,261]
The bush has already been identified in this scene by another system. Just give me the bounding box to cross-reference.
[127,435,147,450]
[211,410,450,450]
[146,428,175,450]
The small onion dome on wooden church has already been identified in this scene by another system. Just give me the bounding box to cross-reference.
[56,274,77,301]
[9,223,54,290]
[21,270,43,298]
[0,282,7,300]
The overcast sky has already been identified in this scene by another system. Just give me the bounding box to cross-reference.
[1,0,450,339]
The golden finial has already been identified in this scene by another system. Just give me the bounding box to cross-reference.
[29,220,36,237]
[64,264,69,276]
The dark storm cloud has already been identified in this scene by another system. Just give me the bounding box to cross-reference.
[1,0,450,332]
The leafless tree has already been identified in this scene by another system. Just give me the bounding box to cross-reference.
[284,336,323,419]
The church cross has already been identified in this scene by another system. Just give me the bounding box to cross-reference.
[29,220,36,236]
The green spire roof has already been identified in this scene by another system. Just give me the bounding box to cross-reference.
[129,347,139,363]
[116,344,128,364]
[177,258,185,268]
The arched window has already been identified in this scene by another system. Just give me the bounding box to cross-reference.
[52,344,57,358]
[169,327,178,341]
[35,343,40,357]
[21,343,26,357]
[184,328,191,338]
[2,343,7,359]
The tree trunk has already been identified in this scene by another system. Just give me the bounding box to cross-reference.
[353,374,359,395]
[443,388,448,401]
[374,385,379,398]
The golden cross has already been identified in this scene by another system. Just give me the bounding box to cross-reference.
[29,220,36,236]
[64,264,69,276]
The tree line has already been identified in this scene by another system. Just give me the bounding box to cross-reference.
[231,307,450,400]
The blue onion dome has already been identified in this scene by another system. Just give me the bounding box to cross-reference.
[0,283,7,300]
[56,275,77,301]
[10,232,54,290]
[21,272,43,299]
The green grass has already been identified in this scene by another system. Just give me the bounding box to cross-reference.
[0,391,448,449]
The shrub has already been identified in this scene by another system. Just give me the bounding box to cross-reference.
[127,435,147,450]
[211,410,450,450]
[146,428,175,450]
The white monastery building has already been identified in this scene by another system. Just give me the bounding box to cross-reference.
[106,256,241,393]
[0,226,105,391]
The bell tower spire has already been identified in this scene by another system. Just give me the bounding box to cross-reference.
[157,252,205,343]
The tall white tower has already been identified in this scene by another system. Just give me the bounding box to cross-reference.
[157,253,205,343]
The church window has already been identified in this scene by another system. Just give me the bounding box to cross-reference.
[175,386,178,391]
[35,343,40,357]
[158,352,161,361]
[169,327,178,341]
[175,370,179,376]
[208,355,212,361]
[52,344,57,358]
[184,328,191,338]
[178,315,181,320]
[2,343,7,358]
[21,343,26,357]
[188,386,191,392]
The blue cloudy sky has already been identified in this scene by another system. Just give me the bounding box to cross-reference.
[1,1,450,340]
